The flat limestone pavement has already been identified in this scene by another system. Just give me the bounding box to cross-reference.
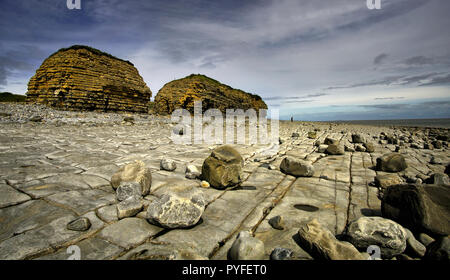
[0,103,449,260]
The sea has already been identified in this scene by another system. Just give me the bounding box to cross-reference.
[328,118,450,129]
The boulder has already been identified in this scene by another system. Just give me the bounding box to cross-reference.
[229,231,265,260]
[381,184,450,236]
[111,160,152,196]
[324,137,338,145]
[355,144,366,152]
[116,182,142,202]
[307,131,317,139]
[280,157,314,177]
[117,197,143,219]
[147,188,205,229]
[351,133,365,143]
[326,144,345,155]
[201,145,244,189]
[345,216,407,259]
[296,219,365,260]
[425,173,449,185]
[376,153,407,172]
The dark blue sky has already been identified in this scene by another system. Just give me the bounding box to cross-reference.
[1,0,449,120]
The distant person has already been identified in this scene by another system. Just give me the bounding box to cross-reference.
[290,116,293,122]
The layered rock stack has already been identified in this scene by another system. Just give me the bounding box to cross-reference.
[153,74,267,114]
[26,45,152,113]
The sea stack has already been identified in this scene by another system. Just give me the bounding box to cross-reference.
[26,45,152,113]
[153,74,267,114]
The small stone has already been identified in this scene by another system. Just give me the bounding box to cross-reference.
[307,131,317,139]
[344,145,355,152]
[29,115,43,122]
[200,181,210,188]
[430,156,444,165]
[185,165,201,179]
[67,217,91,231]
[229,231,265,260]
[123,116,134,123]
[326,144,345,155]
[364,142,375,153]
[318,144,328,153]
[292,132,300,138]
[270,248,293,260]
[160,159,177,171]
[117,197,143,219]
[280,157,314,177]
[116,182,142,202]
[352,133,365,143]
[355,144,366,152]
[268,215,285,230]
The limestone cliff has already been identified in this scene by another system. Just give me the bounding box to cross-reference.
[26,45,151,113]
[153,74,267,114]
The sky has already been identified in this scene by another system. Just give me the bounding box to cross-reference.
[0,0,449,120]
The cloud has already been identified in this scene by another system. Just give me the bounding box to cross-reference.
[374,53,389,65]
[374,97,405,100]
[404,55,435,66]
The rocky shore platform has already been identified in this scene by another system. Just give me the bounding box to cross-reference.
[0,103,449,260]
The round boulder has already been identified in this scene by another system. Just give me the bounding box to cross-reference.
[201,145,244,189]
[280,157,314,177]
[345,216,407,259]
[229,231,265,260]
[376,153,407,172]
[111,160,152,196]
[147,188,205,229]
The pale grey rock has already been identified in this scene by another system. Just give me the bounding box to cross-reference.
[326,144,345,155]
[116,181,142,202]
[160,158,177,171]
[147,188,205,228]
[229,231,265,260]
[110,160,152,196]
[280,157,314,177]
[117,197,143,219]
[404,227,426,258]
[345,216,407,258]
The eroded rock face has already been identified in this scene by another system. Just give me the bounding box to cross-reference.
[26,45,152,113]
[153,74,267,114]
[345,216,407,259]
[147,188,205,229]
[201,145,244,189]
